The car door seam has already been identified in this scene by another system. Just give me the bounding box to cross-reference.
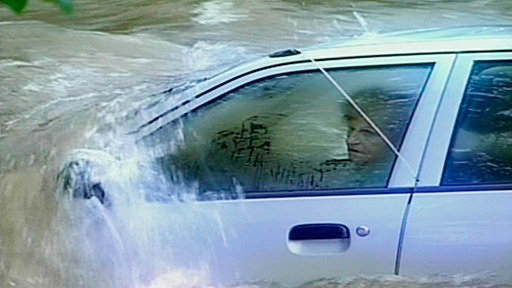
[393,53,459,275]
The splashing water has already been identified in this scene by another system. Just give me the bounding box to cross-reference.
[45,148,208,287]
[2,1,512,287]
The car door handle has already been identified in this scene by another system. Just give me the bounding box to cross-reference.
[288,223,350,255]
[289,223,350,240]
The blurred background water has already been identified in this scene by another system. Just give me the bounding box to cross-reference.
[1,1,512,287]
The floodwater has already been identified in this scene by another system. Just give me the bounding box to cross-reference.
[0,1,511,287]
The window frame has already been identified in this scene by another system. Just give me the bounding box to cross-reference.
[418,52,512,188]
[140,53,456,196]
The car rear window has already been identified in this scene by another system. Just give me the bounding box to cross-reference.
[146,63,432,199]
[443,60,512,186]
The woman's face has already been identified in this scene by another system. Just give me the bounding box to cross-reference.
[346,114,388,164]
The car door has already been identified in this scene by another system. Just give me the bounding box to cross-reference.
[140,53,454,286]
[400,52,512,284]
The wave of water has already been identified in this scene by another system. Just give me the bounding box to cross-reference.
[1,1,512,287]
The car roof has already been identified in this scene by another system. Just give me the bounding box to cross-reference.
[308,25,512,49]
[290,25,512,60]
[219,25,512,87]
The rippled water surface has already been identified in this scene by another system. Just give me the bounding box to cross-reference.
[1,1,512,287]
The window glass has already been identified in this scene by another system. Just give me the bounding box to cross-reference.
[146,63,432,199]
[443,60,512,185]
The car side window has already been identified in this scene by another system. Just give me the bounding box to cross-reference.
[146,63,432,199]
[443,60,512,185]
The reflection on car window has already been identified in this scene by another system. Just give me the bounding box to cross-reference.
[145,64,432,199]
[443,60,512,185]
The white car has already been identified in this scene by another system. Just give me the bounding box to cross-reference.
[68,26,512,286]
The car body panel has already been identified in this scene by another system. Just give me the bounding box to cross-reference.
[401,51,512,282]
[197,194,410,286]
[389,54,455,187]
[401,190,512,282]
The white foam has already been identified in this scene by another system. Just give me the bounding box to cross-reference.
[138,269,210,288]
[192,0,248,25]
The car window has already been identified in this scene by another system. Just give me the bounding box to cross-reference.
[145,63,432,199]
[443,60,512,185]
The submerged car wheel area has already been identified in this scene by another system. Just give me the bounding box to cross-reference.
[62,26,512,286]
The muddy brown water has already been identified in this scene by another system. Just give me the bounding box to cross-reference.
[1,1,512,287]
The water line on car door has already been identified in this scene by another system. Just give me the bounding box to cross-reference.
[300,51,418,182]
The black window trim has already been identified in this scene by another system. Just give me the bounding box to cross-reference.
[238,187,413,200]
[414,183,512,194]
